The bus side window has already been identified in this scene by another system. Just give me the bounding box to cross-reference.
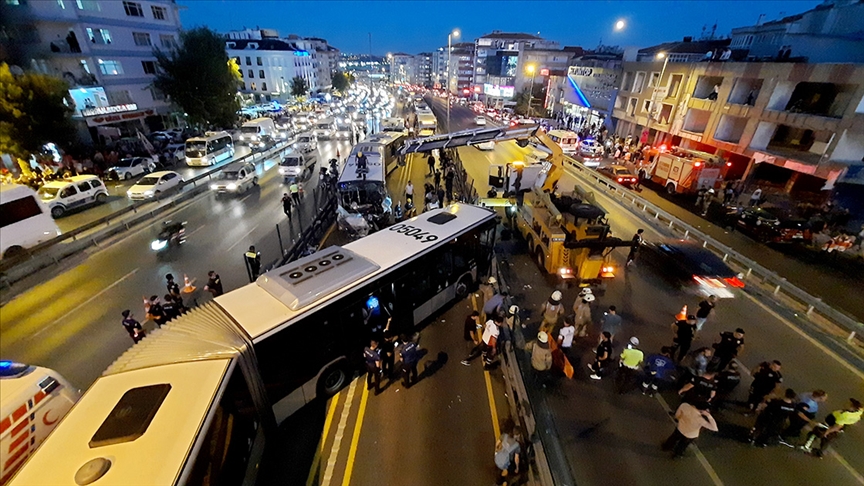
[186,366,259,486]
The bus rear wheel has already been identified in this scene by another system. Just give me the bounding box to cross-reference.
[455,274,473,299]
[318,361,350,398]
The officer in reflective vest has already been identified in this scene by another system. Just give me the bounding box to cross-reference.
[244,245,261,281]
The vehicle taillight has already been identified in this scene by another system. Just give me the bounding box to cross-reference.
[558,267,574,279]
[694,161,702,167]
[601,266,615,278]
[724,276,746,288]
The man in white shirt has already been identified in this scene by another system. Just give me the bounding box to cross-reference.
[558,316,576,354]
[661,402,718,458]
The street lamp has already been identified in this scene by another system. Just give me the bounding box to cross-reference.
[644,52,670,147]
[447,28,460,132]
[525,63,536,117]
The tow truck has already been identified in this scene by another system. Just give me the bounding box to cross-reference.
[400,126,634,286]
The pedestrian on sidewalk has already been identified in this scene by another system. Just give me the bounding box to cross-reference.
[600,305,622,341]
[204,270,223,298]
[540,291,565,333]
[749,187,763,207]
[626,229,644,266]
[724,183,735,205]
[661,401,718,458]
[671,315,697,362]
[747,361,783,413]
[616,337,644,394]
[427,153,436,175]
[572,290,594,337]
[445,167,455,203]
[801,398,862,457]
[363,339,383,395]
[589,332,613,380]
[695,295,716,332]
[434,169,441,188]
[750,388,797,447]
[712,328,745,371]
[121,309,145,343]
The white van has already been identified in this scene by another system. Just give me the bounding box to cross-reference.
[0,184,61,259]
[239,117,277,148]
[37,175,109,218]
[210,161,258,195]
[0,361,79,485]
[279,153,316,182]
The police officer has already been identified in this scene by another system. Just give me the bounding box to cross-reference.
[750,388,797,447]
[161,293,179,322]
[400,334,420,388]
[121,309,145,343]
[713,328,745,371]
[747,361,783,412]
[616,337,644,394]
[626,229,644,266]
[245,245,261,281]
[363,339,383,394]
[148,295,167,328]
[204,270,223,297]
[165,273,180,298]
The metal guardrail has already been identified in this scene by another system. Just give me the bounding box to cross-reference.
[0,141,291,282]
[447,148,479,204]
[275,190,338,268]
[561,155,864,346]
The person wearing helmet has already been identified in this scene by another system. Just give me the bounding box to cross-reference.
[540,291,565,333]
[356,151,367,171]
[616,337,645,394]
[479,276,498,310]
[572,291,594,337]
[531,331,553,377]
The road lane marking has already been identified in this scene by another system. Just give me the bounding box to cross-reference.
[471,293,502,440]
[30,267,139,339]
[185,224,206,238]
[306,393,341,486]
[226,224,261,252]
[828,449,864,485]
[655,394,724,486]
[340,382,370,486]
[321,379,357,486]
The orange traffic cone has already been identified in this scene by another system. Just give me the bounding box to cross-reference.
[182,274,197,294]
[336,147,340,159]
[675,305,688,321]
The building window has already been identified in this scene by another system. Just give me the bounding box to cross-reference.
[250,82,257,90]
[159,34,176,49]
[262,82,267,91]
[257,57,262,66]
[258,70,264,79]
[151,87,165,101]
[98,59,123,75]
[668,74,684,98]
[122,1,143,17]
[245,57,251,66]
[632,72,646,93]
[241,83,246,90]
[141,60,157,74]
[248,70,254,78]
[106,89,132,104]
[627,97,638,116]
[238,69,243,78]
[86,27,112,44]
[132,32,151,46]
[151,5,166,20]
[642,99,652,113]
[75,0,100,10]
[649,72,661,88]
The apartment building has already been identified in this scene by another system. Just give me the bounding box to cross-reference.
[612,60,864,192]
[226,38,317,103]
[448,42,475,96]
[474,31,558,101]
[415,52,433,87]
[1,0,182,140]
[389,53,414,84]
[431,47,446,88]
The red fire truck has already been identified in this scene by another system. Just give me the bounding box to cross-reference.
[640,147,729,194]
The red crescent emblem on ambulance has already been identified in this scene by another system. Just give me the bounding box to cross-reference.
[42,410,58,426]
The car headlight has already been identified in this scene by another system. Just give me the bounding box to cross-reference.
[227,183,237,191]
[144,190,154,196]
[126,190,133,197]
[210,184,218,190]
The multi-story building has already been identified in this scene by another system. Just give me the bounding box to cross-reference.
[474,31,558,102]
[0,0,183,140]
[448,42,475,96]
[415,52,433,87]
[339,53,388,81]
[730,0,864,63]
[226,37,316,103]
[389,53,414,84]
[612,59,864,194]
[431,47,447,88]
[546,48,623,131]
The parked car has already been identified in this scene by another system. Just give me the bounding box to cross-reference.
[639,239,744,299]
[723,206,812,244]
[210,162,257,195]
[127,171,183,200]
[107,157,157,180]
[38,175,109,218]
[597,164,638,187]
[474,116,487,126]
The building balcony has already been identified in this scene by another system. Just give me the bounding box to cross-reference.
[761,109,841,132]
[761,144,824,166]
[721,103,753,118]
[688,97,717,112]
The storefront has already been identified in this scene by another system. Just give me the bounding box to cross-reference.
[553,65,621,132]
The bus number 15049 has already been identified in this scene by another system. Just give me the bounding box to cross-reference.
[388,223,438,243]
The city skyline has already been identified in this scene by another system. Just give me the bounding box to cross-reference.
[180,0,824,54]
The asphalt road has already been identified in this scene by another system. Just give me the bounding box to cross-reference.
[430,98,864,485]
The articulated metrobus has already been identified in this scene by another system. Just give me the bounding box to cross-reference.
[337,131,407,229]
[9,204,496,486]
[184,131,235,167]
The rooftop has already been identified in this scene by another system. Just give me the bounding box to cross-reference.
[480,31,542,40]
[225,38,299,51]
[638,37,731,56]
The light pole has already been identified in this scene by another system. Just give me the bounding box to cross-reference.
[644,52,669,147]
[525,64,536,117]
[447,28,459,132]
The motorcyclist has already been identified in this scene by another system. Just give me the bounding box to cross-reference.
[159,221,186,246]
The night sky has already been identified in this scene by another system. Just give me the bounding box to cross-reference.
[180,1,824,54]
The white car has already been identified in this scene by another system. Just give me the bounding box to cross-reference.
[474,116,487,126]
[38,175,109,218]
[472,141,496,151]
[127,171,183,200]
[108,157,156,180]
[210,162,257,195]
[293,134,317,154]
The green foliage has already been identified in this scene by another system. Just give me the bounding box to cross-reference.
[154,27,239,128]
[0,63,75,159]
[331,71,353,92]
[513,83,547,117]
[290,76,309,98]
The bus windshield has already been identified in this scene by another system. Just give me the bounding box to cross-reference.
[339,181,386,210]
[186,141,207,157]
[241,126,260,134]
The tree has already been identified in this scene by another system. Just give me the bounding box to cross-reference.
[331,71,352,92]
[290,76,309,98]
[0,63,75,163]
[154,27,239,128]
[513,83,547,117]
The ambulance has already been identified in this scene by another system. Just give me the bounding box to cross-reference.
[0,361,79,485]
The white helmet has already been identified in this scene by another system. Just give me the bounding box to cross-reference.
[579,288,593,297]
[487,277,497,285]
[537,331,549,343]
[630,336,640,346]
[583,294,596,303]
[509,305,519,315]
[551,290,562,301]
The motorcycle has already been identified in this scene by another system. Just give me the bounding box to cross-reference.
[151,220,186,252]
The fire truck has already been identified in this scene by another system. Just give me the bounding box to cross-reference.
[640,146,728,195]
